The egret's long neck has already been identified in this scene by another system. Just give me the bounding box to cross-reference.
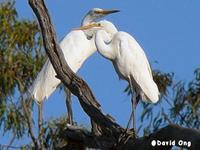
[84,36,96,56]
[95,30,115,60]
[81,16,95,38]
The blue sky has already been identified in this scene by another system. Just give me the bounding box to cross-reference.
[13,0,200,133]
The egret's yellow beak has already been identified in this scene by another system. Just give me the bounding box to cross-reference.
[94,9,120,15]
[74,23,103,31]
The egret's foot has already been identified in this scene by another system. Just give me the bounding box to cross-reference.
[129,128,138,138]
[125,110,138,138]
[118,129,136,146]
[125,111,133,131]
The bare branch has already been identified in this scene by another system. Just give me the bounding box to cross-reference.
[21,97,39,148]
[28,0,124,138]
[0,144,21,150]
[5,133,16,150]
[164,97,190,126]
[58,124,200,150]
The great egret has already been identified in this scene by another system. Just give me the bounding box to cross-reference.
[78,22,160,132]
[27,8,119,124]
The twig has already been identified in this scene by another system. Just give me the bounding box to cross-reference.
[0,144,21,150]
[164,97,190,126]
[21,96,39,148]
[162,111,173,124]
[5,133,16,150]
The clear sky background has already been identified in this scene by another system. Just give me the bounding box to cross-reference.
[13,0,200,133]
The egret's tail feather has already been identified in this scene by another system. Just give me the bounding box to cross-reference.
[27,59,61,104]
[130,75,160,104]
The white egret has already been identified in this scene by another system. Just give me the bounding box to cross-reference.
[27,8,119,124]
[78,22,160,132]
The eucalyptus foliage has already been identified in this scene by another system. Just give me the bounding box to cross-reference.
[0,0,44,140]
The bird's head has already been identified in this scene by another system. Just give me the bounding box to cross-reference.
[82,8,120,26]
[89,8,120,19]
[81,8,119,39]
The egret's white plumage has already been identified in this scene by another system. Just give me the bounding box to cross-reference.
[28,8,119,104]
[30,30,96,103]
[78,22,160,131]
[81,21,159,103]
[99,31,159,103]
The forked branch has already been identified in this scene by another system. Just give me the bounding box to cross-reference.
[28,0,123,139]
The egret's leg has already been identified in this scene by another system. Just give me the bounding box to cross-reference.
[126,77,137,134]
[126,93,136,130]
[132,94,140,135]
[66,88,73,125]
[132,94,136,132]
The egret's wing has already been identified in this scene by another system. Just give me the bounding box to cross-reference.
[28,59,60,103]
[119,32,159,103]
[28,30,96,103]
[60,30,96,72]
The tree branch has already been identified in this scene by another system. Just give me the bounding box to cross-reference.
[28,0,123,139]
[0,144,21,150]
[21,97,39,148]
[5,133,16,150]
[58,124,200,150]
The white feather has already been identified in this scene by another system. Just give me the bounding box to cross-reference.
[94,22,159,103]
[29,30,96,103]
